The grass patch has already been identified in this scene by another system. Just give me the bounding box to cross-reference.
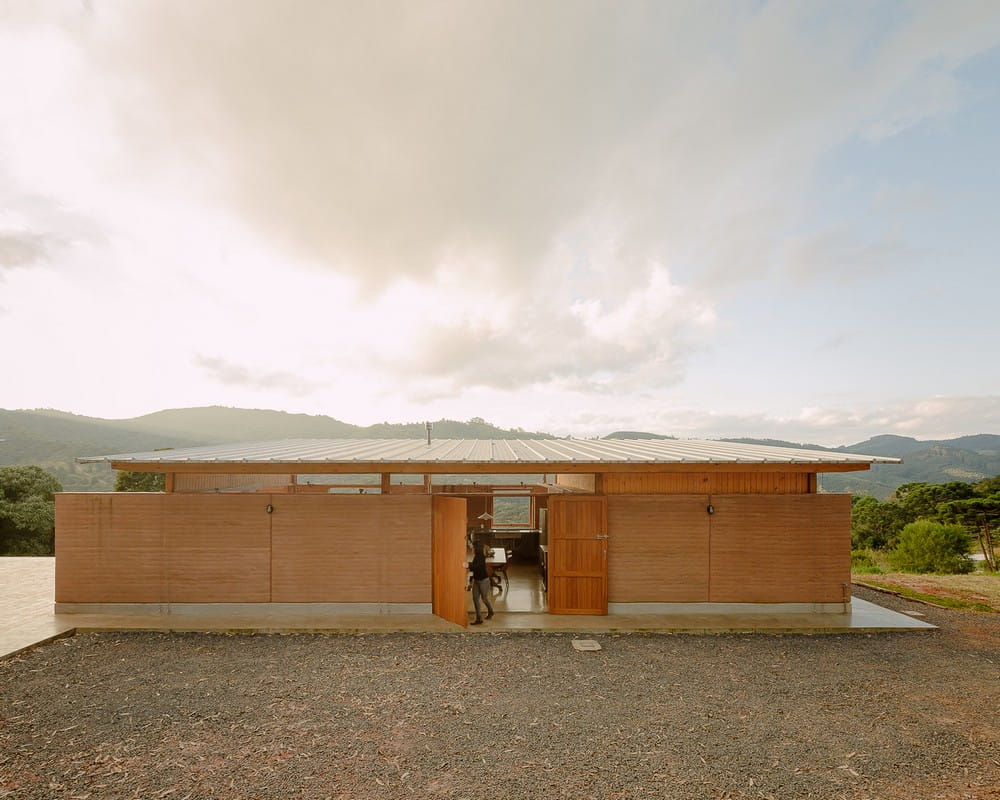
[860,580,997,613]
[850,549,883,574]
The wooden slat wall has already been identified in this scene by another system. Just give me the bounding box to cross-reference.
[173,473,292,492]
[57,494,168,603]
[463,496,492,531]
[431,496,468,626]
[56,493,434,605]
[607,496,710,602]
[601,472,811,494]
[107,493,165,601]
[57,494,115,602]
[270,495,431,603]
[554,474,596,492]
[709,494,851,603]
[164,494,271,603]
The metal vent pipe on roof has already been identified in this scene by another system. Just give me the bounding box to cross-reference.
[425,421,432,446]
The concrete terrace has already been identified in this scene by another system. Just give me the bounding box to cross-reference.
[1,557,934,659]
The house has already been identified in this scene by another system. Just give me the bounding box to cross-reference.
[57,438,899,627]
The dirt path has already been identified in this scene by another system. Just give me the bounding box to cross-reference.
[2,589,998,800]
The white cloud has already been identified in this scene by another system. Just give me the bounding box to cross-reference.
[0,2,998,438]
[781,227,912,285]
[546,395,1000,445]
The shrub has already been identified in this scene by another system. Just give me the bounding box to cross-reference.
[851,549,883,574]
[888,521,974,574]
[0,465,62,556]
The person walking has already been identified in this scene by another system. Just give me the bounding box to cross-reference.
[469,539,495,625]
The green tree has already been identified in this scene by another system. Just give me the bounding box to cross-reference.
[114,471,165,492]
[0,465,62,556]
[939,494,1000,572]
[973,475,1000,496]
[888,520,974,575]
[892,481,977,521]
[851,496,910,550]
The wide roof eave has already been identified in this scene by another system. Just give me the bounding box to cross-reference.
[78,437,903,473]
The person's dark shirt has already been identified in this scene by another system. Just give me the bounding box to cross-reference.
[470,550,489,581]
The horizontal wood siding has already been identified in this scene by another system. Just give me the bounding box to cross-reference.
[56,493,431,604]
[57,494,167,603]
[163,494,271,603]
[270,495,431,603]
[107,494,165,601]
[601,472,811,494]
[607,496,710,602]
[709,494,851,603]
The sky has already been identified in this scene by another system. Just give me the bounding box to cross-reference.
[1,1,999,445]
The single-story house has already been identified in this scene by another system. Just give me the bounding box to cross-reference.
[57,438,899,627]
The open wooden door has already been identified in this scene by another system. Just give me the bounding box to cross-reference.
[432,496,468,627]
[547,495,608,614]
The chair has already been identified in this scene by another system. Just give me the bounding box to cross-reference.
[488,559,509,591]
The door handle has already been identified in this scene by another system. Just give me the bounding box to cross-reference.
[595,535,608,539]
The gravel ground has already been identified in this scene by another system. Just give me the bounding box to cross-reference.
[1,588,998,800]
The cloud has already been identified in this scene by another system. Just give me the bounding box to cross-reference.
[551,395,1000,445]
[1,2,998,431]
[195,355,326,397]
[372,264,715,396]
[85,1,1000,295]
[781,227,913,285]
[0,231,60,272]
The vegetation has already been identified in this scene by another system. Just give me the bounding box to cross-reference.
[850,549,883,574]
[114,471,166,492]
[887,521,974,575]
[0,465,62,555]
[860,580,997,613]
[852,474,999,575]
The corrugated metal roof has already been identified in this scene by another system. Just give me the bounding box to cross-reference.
[78,438,902,466]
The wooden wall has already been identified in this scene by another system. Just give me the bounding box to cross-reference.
[173,473,292,492]
[270,495,431,602]
[601,472,812,494]
[56,486,850,608]
[554,474,596,492]
[606,494,850,604]
[709,494,850,603]
[56,493,432,604]
[607,496,710,602]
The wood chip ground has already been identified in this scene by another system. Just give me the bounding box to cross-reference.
[1,587,998,799]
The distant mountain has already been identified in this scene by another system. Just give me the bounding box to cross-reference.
[604,431,677,440]
[718,437,833,451]
[3,407,998,498]
[0,407,554,491]
[836,434,927,457]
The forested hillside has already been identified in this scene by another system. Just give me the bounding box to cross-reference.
[3,407,998,497]
[0,407,554,491]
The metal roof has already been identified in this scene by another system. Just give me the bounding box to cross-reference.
[78,438,901,466]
